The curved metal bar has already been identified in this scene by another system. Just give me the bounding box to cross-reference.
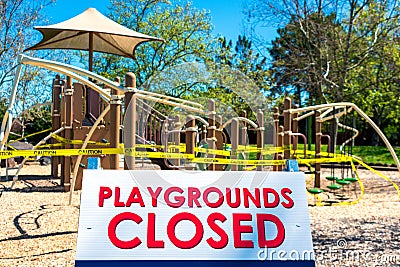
[20,54,204,110]
[9,127,65,189]
[163,129,187,169]
[133,89,203,108]
[222,117,258,129]
[137,98,168,120]
[291,133,307,158]
[136,93,204,113]
[20,54,121,93]
[290,103,351,114]
[192,115,209,127]
[338,122,359,153]
[292,102,400,174]
[69,105,111,205]
[321,134,331,153]
[20,60,112,100]
[294,106,345,122]
[0,63,23,150]
[321,107,353,123]
[294,110,314,121]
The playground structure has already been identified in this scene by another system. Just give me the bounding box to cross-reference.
[0,8,399,205]
[0,54,399,207]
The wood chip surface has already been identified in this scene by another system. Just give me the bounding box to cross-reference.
[0,164,399,266]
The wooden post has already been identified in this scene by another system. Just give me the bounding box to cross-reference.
[315,110,322,188]
[256,109,264,171]
[201,125,207,142]
[331,107,338,154]
[283,97,292,160]
[241,111,247,146]
[217,115,222,130]
[231,118,239,171]
[207,100,216,171]
[273,107,279,171]
[63,76,73,191]
[163,118,169,148]
[185,115,196,170]
[241,110,247,159]
[51,75,61,179]
[174,115,181,167]
[110,77,122,170]
[124,73,136,170]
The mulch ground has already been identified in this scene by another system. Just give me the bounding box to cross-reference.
[0,163,399,266]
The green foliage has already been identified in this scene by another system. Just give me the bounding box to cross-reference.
[343,4,400,145]
[248,0,400,144]
[20,105,52,144]
[0,98,7,118]
[0,0,54,98]
[90,2,270,121]
[268,13,342,105]
[193,35,270,120]
[92,0,215,87]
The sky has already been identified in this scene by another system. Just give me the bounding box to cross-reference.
[42,0,276,43]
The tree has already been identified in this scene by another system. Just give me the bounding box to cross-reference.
[0,0,54,99]
[245,0,400,104]
[192,35,270,120]
[267,13,342,106]
[92,0,215,89]
[346,27,400,145]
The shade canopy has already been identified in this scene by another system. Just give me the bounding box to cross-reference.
[26,7,164,59]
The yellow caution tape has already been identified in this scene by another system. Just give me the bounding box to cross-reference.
[313,159,365,207]
[0,145,354,166]
[124,148,194,159]
[195,147,231,157]
[51,134,110,146]
[0,148,121,159]
[310,156,400,207]
[6,144,17,150]
[8,128,52,144]
[352,157,400,199]
[0,148,191,159]
[36,143,66,149]
[190,157,287,165]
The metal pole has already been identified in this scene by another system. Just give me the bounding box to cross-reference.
[256,109,264,171]
[174,115,181,167]
[292,105,299,157]
[89,32,93,72]
[110,77,122,170]
[63,76,73,191]
[231,118,239,171]
[0,63,23,150]
[315,110,322,188]
[278,126,284,171]
[207,100,216,171]
[185,115,196,170]
[283,97,292,160]
[273,107,279,171]
[51,75,62,179]
[124,73,136,170]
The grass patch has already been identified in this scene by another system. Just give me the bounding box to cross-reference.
[351,146,400,165]
[229,144,400,166]
[296,144,400,165]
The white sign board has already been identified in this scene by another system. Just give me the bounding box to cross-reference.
[76,170,315,267]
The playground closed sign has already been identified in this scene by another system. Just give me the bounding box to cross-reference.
[75,170,315,267]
